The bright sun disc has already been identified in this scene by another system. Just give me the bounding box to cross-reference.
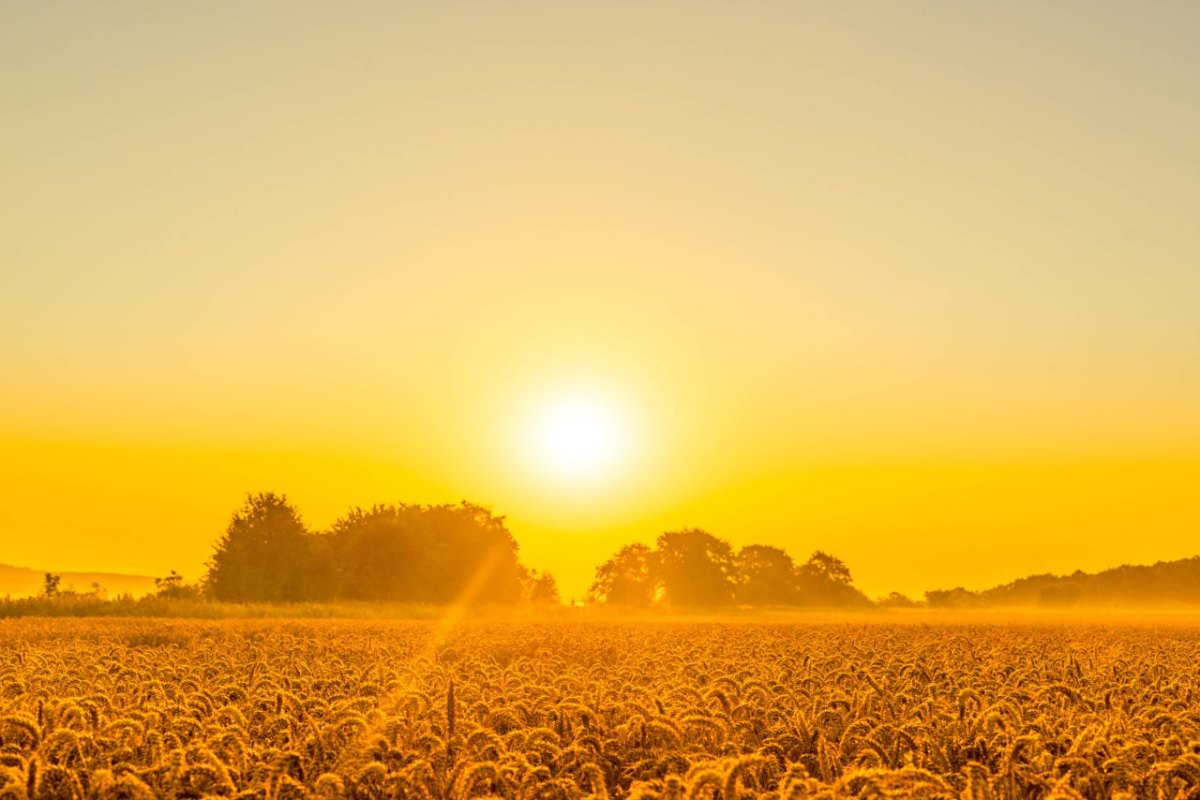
[525,394,627,483]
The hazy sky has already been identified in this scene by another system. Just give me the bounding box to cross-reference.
[2,2,1198,600]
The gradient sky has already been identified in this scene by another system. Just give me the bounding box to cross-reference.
[2,2,1198,601]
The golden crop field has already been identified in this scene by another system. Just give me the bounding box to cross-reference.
[2,619,1199,800]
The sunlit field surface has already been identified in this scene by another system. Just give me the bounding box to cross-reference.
[3,618,1200,799]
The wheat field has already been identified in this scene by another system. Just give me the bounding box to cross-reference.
[1,618,1198,799]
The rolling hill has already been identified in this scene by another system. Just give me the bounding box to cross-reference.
[0,563,158,598]
[925,556,1200,609]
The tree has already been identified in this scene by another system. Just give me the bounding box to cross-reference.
[329,501,526,605]
[154,570,203,600]
[796,551,871,607]
[295,532,339,602]
[799,551,853,585]
[43,572,61,598]
[588,532,870,610]
[877,591,918,608]
[655,529,736,608]
[155,570,184,594]
[329,505,424,601]
[526,570,560,605]
[925,587,984,609]
[206,493,311,602]
[415,502,525,605]
[589,543,657,607]
[735,545,797,606]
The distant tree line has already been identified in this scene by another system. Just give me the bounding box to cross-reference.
[922,557,1200,609]
[589,529,872,609]
[26,491,1200,612]
[203,493,559,606]
[199,494,872,609]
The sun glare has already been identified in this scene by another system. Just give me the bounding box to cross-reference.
[524,392,628,484]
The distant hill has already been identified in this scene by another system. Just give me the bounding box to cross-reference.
[926,556,1200,609]
[0,563,158,598]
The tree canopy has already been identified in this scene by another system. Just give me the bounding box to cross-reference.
[655,529,738,608]
[205,495,537,605]
[206,492,313,602]
[329,502,525,604]
[590,530,870,609]
[588,543,657,607]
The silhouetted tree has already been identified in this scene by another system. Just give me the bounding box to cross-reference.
[877,591,918,608]
[925,587,984,609]
[329,505,424,601]
[43,572,61,598]
[938,557,1200,609]
[588,533,872,610]
[206,493,311,602]
[589,543,657,607]
[799,551,852,585]
[796,551,871,607]
[155,570,184,594]
[1036,584,1082,607]
[735,545,797,605]
[154,570,203,600]
[526,570,560,605]
[655,529,736,608]
[329,502,525,605]
[295,532,339,602]
[418,502,525,604]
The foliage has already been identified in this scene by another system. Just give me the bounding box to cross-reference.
[912,557,1200,610]
[978,556,1200,608]
[926,586,988,609]
[589,543,657,607]
[0,594,447,619]
[154,570,204,600]
[655,529,738,608]
[525,569,560,605]
[202,495,538,606]
[797,550,852,585]
[877,591,919,608]
[735,545,797,605]
[206,492,313,602]
[590,532,871,609]
[328,502,525,605]
[795,551,871,607]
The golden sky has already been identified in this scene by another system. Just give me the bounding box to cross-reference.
[2,3,1198,601]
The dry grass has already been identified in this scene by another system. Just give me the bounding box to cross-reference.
[1,618,1198,798]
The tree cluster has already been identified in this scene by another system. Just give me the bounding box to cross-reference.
[924,556,1200,609]
[589,528,871,609]
[204,493,557,605]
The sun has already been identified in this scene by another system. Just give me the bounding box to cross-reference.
[523,391,629,484]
